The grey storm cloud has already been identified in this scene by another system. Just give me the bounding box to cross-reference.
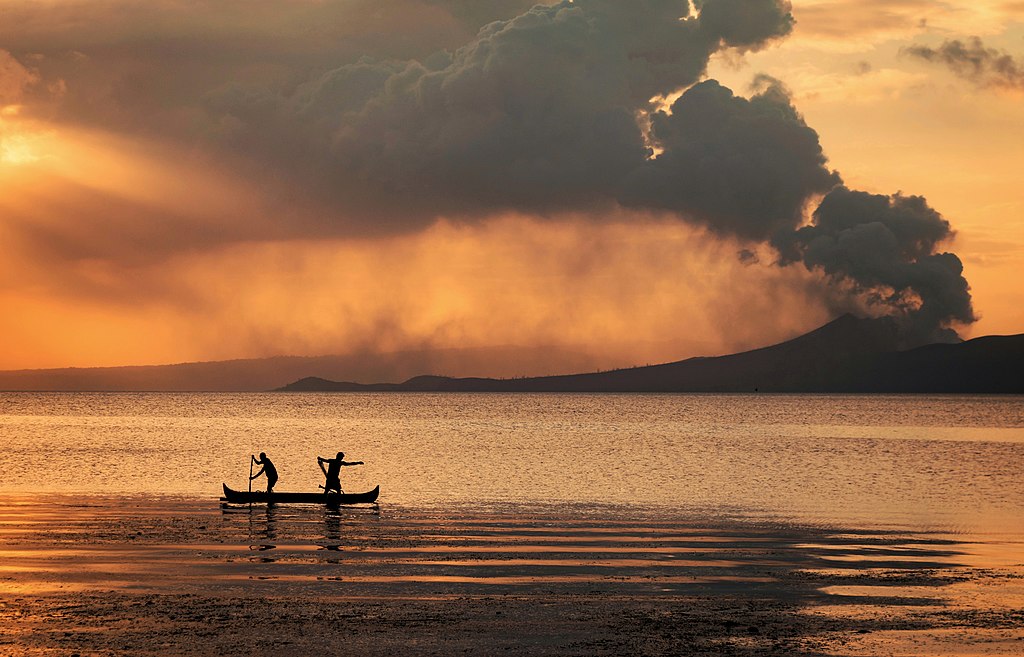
[0,0,543,135]
[694,0,794,50]
[6,0,975,338]
[904,37,1024,90]
[203,0,973,340]
[211,0,798,221]
[619,77,840,241]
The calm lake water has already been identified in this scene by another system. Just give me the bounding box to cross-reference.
[2,393,1022,533]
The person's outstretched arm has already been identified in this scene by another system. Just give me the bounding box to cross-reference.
[250,466,265,479]
[341,460,364,466]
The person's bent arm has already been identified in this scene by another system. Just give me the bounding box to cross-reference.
[250,466,266,479]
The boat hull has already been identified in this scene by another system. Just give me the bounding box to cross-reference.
[221,483,379,505]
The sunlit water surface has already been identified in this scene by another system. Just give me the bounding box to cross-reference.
[3,393,1024,655]
[1,393,1022,532]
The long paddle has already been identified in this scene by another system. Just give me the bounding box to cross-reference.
[248,456,254,509]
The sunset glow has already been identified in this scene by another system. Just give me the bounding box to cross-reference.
[1,0,1022,374]
[2,5,1023,655]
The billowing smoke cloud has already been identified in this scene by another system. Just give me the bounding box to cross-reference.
[774,187,975,344]
[5,0,976,354]
[223,0,968,341]
[904,37,1024,90]
[620,77,840,241]
[622,73,973,343]
[202,0,797,224]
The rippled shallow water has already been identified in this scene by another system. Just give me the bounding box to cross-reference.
[1,392,1022,531]
[2,495,1022,656]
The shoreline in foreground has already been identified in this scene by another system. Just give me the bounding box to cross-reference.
[2,496,1022,655]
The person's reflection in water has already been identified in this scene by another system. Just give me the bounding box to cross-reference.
[248,502,278,553]
[262,503,278,542]
[323,508,342,554]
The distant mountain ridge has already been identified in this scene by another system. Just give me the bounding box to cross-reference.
[278,315,1024,393]
[0,345,606,392]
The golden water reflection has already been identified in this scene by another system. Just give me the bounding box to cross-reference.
[0,496,1022,655]
[1,393,1022,535]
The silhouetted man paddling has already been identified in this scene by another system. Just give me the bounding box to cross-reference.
[317,452,363,494]
[251,452,278,494]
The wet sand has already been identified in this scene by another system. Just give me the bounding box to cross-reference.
[1,496,1022,656]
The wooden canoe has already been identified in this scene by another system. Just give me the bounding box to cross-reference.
[221,483,380,505]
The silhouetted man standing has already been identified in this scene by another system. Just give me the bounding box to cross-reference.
[251,452,279,494]
[317,452,363,494]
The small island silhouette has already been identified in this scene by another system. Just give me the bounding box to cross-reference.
[277,314,1024,394]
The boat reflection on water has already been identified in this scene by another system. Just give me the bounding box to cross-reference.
[220,497,382,556]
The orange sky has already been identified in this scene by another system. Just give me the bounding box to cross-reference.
[1,1,1022,371]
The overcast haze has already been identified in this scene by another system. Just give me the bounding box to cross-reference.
[1,0,1021,373]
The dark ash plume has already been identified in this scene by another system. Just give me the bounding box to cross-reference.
[620,77,840,241]
[694,0,794,51]
[774,187,975,346]
[211,0,797,222]
[205,0,974,341]
[904,37,1024,90]
[7,0,976,344]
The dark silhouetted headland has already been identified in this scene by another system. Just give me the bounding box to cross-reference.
[3,315,1019,393]
[0,345,605,392]
[277,315,1024,393]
